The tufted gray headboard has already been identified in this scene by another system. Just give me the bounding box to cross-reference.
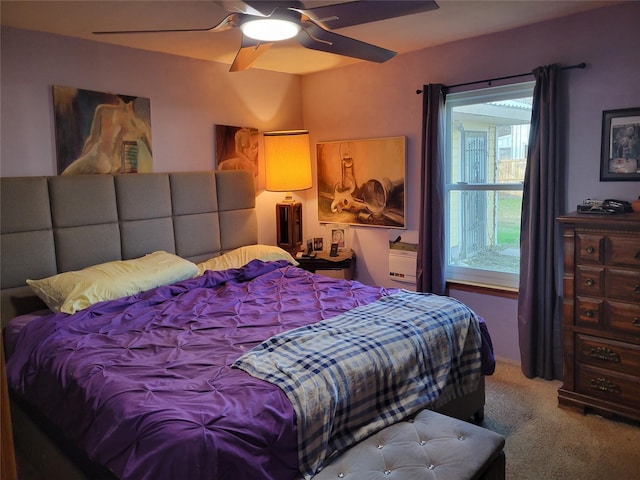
[0,170,257,327]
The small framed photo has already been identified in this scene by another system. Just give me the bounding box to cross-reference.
[600,107,640,181]
[326,223,349,251]
[313,237,324,251]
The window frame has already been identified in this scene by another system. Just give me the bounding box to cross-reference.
[444,81,535,290]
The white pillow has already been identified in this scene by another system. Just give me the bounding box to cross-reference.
[27,251,198,314]
[197,244,298,275]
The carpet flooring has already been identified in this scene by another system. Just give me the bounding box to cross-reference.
[482,359,640,480]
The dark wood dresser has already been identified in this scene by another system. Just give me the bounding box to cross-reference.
[557,211,640,422]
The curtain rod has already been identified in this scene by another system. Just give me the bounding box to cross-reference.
[416,62,586,95]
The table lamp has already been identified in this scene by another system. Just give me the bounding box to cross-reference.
[264,130,312,254]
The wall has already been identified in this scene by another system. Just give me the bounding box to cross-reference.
[301,2,640,362]
[0,26,304,244]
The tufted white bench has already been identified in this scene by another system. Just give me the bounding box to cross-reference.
[312,409,505,480]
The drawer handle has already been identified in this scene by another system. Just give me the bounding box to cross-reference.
[590,378,619,394]
[635,251,640,260]
[633,318,640,328]
[635,284,640,294]
[588,347,620,363]
[585,279,595,286]
[584,310,594,318]
[585,246,595,254]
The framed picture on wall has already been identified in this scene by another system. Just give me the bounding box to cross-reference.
[52,86,153,175]
[214,125,259,177]
[316,136,406,228]
[600,107,640,181]
[214,124,260,192]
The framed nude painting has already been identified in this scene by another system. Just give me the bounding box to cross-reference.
[53,86,152,175]
[214,125,259,176]
[215,124,260,192]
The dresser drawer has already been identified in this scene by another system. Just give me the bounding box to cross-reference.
[576,364,640,409]
[606,235,640,268]
[605,269,640,302]
[576,266,605,297]
[575,297,602,328]
[576,234,605,265]
[605,300,640,339]
[576,334,640,376]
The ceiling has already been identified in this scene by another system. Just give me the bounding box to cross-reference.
[1,0,614,75]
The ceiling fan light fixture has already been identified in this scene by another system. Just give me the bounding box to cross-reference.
[241,18,300,42]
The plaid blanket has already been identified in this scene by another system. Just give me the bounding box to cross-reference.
[232,290,482,479]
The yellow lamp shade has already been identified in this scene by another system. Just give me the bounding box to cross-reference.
[264,130,312,194]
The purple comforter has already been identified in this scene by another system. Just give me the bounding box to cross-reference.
[6,260,494,480]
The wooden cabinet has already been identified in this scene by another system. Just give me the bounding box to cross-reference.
[557,212,640,422]
[276,202,303,254]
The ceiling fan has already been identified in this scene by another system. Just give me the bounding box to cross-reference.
[93,0,439,72]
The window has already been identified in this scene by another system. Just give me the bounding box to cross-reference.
[445,82,534,289]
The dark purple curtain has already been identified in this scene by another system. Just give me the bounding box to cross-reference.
[417,84,446,295]
[518,64,565,380]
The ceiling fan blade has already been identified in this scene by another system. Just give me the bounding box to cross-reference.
[297,20,395,63]
[303,0,439,29]
[230,35,274,72]
[223,1,304,17]
[93,12,239,35]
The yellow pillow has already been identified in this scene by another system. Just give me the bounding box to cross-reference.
[197,244,298,275]
[27,251,198,314]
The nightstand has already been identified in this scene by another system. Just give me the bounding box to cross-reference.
[296,250,355,280]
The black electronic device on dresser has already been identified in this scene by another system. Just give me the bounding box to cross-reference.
[557,211,640,422]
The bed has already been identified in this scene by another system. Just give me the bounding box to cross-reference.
[1,170,493,480]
